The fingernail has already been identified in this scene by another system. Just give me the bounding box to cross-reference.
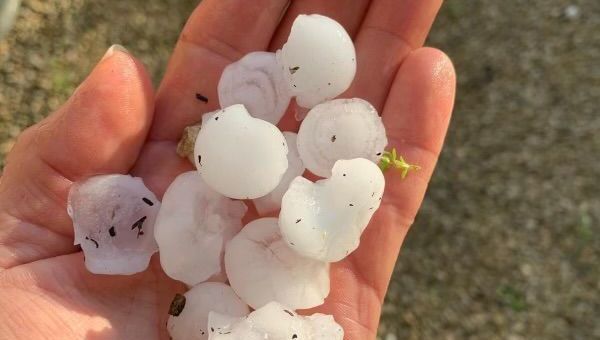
[101,44,129,61]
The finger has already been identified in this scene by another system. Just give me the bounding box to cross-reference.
[268,0,371,50]
[358,47,456,294]
[0,46,155,268]
[348,0,443,110]
[151,0,290,141]
[307,48,455,340]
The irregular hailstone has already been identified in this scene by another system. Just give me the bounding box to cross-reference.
[154,171,247,286]
[67,174,160,275]
[297,98,388,177]
[207,301,343,340]
[253,132,305,215]
[218,52,292,125]
[167,282,250,340]
[225,217,330,310]
[279,158,385,262]
[277,14,356,108]
[194,104,289,199]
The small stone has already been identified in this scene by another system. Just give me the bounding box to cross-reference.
[176,123,202,164]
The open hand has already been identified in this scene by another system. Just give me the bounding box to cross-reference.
[0,1,455,339]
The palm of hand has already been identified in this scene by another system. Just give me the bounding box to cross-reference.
[0,1,454,339]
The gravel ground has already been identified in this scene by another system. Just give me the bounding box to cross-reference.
[1,1,599,339]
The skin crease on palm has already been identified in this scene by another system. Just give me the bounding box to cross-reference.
[0,0,455,339]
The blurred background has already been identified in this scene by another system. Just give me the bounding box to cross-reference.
[0,0,598,339]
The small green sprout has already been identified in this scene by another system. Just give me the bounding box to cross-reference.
[378,148,421,178]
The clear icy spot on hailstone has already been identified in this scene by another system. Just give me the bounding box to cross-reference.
[225,217,330,310]
[253,132,305,215]
[207,301,344,340]
[277,14,357,108]
[297,98,388,177]
[218,52,292,125]
[154,171,247,286]
[67,174,160,275]
[194,104,289,199]
[280,158,385,262]
[167,282,250,340]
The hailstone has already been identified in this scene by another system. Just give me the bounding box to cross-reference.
[67,174,160,275]
[154,171,246,286]
[225,217,330,310]
[194,104,289,199]
[253,132,305,215]
[207,301,343,340]
[167,282,249,340]
[297,98,388,177]
[218,52,291,125]
[279,158,385,262]
[277,14,357,108]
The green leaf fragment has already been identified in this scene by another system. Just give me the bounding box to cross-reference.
[377,148,421,179]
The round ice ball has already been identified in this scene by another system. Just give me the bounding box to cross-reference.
[194,105,289,199]
[218,52,291,125]
[277,14,356,108]
[297,98,387,177]
[67,174,160,275]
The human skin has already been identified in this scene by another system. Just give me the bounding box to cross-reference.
[0,1,455,339]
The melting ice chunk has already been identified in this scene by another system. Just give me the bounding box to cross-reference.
[154,171,247,286]
[253,132,305,215]
[67,174,160,275]
[167,282,249,340]
[207,301,343,340]
[225,217,330,310]
[279,158,385,262]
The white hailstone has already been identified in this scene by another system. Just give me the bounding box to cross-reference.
[154,171,247,286]
[194,105,289,199]
[297,98,388,177]
[305,313,345,339]
[207,301,344,340]
[167,282,249,340]
[279,158,385,262]
[67,174,160,275]
[225,217,330,310]
[253,132,305,215]
[218,52,292,125]
[277,14,356,108]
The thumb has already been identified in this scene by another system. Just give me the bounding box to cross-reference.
[0,45,154,268]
